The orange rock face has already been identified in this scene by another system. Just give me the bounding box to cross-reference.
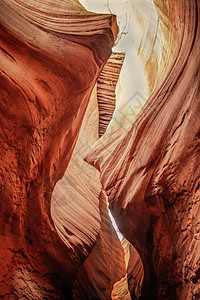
[87,1,200,299]
[86,0,200,299]
[0,0,118,298]
[97,52,125,137]
[1,0,200,299]
[52,86,127,300]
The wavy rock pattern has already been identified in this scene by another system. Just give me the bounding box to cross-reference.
[85,0,200,299]
[73,190,127,300]
[0,0,117,298]
[51,87,101,264]
[97,52,125,137]
[112,238,143,300]
[127,242,144,299]
[52,86,127,300]
[1,0,199,299]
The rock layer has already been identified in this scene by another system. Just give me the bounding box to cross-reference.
[72,190,127,300]
[85,0,200,299]
[0,0,117,298]
[52,86,127,300]
[1,0,200,299]
[97,52,125,137]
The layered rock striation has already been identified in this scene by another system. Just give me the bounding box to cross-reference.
[52,86,127,300]
[1,0,200,299]
[0,0,118,298]
[85,0,200,299]
[97,52,125,137]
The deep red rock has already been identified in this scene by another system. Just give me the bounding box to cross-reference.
[0,0,117,298]
[52,86,127,300]
[1,0,200,299]
[85,0,200,298]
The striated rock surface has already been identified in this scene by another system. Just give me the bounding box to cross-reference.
[85,0,200,299]
[112,238,143,300]
[0,0,118,298]
[51,87,101,265]
[52,86,127,300]
[97,52,125,137]
[73,190,127,300]
[127,241,144,300]
[1,0,200,299]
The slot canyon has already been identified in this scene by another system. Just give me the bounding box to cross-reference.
[0,0,200,299]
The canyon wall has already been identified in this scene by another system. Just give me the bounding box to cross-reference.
[52,86,128,300]
[86,0,200,299]
[0,0,118,298]
[97,52,125,137]
[0,0,200,299]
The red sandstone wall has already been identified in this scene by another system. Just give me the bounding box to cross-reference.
[0,0,117,298]
[86,0,200,299]
[1,0,200,299]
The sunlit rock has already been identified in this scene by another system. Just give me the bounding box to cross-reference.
[1,0,199,299]
[85,0,200,299]
[0,0,117,298]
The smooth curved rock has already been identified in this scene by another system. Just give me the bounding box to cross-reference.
[1,0,199,298]
[0,0,117,298]
[85,0,200,298]
[112,238,143,300]
[52,85,127,300]
[72,190,127,300]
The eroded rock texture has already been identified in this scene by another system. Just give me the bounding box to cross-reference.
[0,0,118,298]
[52,86,127,300]
[97,52,125,137]
[1,0,200,299]
[86,0,200,299]
[112,239,143,300]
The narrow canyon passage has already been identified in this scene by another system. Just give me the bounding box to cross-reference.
[51,47,144,298]
[0,0,200,299]
[51,1,149,297]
